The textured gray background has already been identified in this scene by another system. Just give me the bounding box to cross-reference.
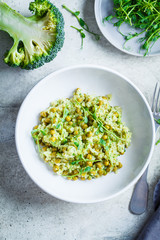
[0,0,160,239]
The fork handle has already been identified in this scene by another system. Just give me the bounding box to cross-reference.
[129,168,149,215]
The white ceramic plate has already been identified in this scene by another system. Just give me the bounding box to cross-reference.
[95,0,160,56]
[15,65,155,203]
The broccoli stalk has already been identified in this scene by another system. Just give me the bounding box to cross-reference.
[0,0,64,69]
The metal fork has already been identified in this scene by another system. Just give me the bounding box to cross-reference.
[129,82,160,215]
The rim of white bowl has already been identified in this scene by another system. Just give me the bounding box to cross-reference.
[94,0,160,57]
[15,64,155,203]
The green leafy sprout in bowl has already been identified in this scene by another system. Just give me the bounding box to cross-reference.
[103,0,160,56]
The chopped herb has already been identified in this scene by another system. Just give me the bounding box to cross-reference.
[31,129,38,134]
[63,108,69,121]
[31,129,46,136]
[56,123,61,129]
[96,130,100,135]
[98,123,104,133]
[92,112,97,120]
[84,116,88,123]
[61,139,67,144]
[99,127,104,133]
[83,166,91,172]
[100,138,106,146]
[71,160,79,165]
[50,142,56,147]
[36,138,41,152]
[105,146,109,151]
[74,142,79,147]
[84,107,89,111]
[40,130,46,136]
[78,154,83,159]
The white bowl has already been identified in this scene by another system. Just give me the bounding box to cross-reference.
[15,65,155,203]
[95,0,160,56]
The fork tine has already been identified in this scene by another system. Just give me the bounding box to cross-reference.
[156,86,160,112]
[151,82,158,112]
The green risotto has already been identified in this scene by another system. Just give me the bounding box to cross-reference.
[31,88,132,180]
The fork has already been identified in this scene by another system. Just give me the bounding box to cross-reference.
[129,82,160,215]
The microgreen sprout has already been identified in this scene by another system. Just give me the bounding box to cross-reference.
[74,100,125,141]
[62,4,100,48]
[71,26,86,48]
[103,0,160,55]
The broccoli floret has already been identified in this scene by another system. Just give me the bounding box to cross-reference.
[0,0,65,70]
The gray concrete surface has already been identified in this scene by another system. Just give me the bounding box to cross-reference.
[0,0,160,239]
